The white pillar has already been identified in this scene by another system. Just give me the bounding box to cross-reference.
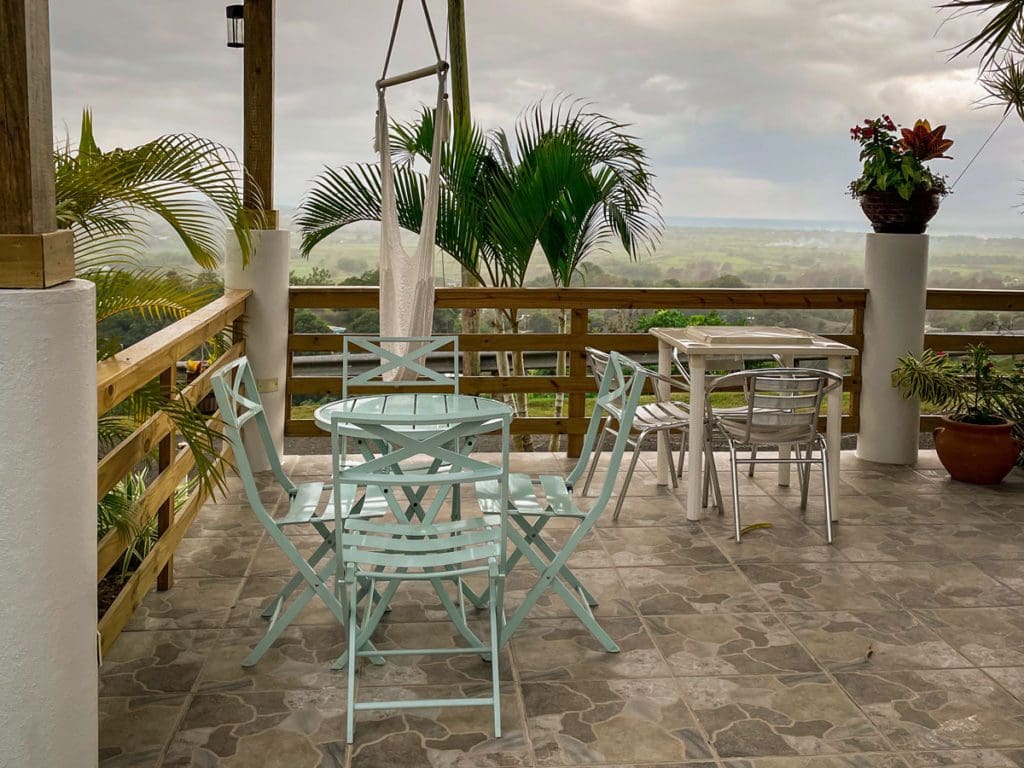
[0,280,98,766]
[224,229,290,470]
[857,233,928,464]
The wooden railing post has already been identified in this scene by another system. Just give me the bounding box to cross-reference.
[285,304,294,429]
[567,308,589,457]
[156,366,175,591]
[849,303,865,433]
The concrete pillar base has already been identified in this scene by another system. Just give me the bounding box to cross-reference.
[856,233,928,465]
[224,230,290,470]
[0,280,98,766]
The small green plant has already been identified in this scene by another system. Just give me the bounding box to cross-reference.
[849,116,953,200]
[98,472,197,579]
[633,309,728,332]
[892,345,1024,426]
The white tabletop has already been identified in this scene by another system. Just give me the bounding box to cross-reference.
[649,325,858,358]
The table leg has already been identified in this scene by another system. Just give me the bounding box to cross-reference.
[686,357,706,522]
[656,340,672,486]
[827,356,844,522]
[778,353,795,487]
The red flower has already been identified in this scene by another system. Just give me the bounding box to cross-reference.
[900,120,954,161]
[861,127,874,139]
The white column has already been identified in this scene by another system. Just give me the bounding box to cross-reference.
[224,229,290,470]
[0,280,98,766]
[857,233,928,464]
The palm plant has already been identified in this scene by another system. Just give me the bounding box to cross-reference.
[297,99,661,449]
[58,111,257,494]
[941,2,1024,191]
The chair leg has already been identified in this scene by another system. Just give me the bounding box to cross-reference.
[489,573,502,738]
[819,435,834,544]
[346,575,358,744]
[581,429,608,497]
[748,445,757,477]
[612,443,645,521]
[704,436,725,513]
[799,443,813,512]
[728,441,742,543]
[675,428,687,478]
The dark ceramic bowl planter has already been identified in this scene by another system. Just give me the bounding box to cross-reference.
[933,415,1021,484]
[859,189,941,234]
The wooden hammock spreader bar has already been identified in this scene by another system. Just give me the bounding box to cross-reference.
[377,61,448,91]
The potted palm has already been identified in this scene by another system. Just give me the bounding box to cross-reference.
[849,115,953,233]
[892,345,1023,483]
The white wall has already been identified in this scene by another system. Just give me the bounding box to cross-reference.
[0,279,98,766]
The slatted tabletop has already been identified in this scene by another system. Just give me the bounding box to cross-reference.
[314,393,513,434]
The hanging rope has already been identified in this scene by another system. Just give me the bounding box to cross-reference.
[373,0,451,356]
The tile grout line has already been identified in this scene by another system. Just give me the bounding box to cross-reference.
[686,470,904,759]
[609,502,728,767]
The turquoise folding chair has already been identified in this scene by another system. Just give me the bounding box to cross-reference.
[211,356,383,666]
[342,335,458,396]
[476,351,649,652]
[328,400,511,743]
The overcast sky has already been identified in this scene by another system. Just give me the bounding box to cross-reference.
[50,0,1024,235]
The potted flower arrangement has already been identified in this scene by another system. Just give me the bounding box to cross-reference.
[892,345,1023,484]
[849,115,954,234]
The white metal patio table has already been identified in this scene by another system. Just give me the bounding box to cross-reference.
[649,326,858,522]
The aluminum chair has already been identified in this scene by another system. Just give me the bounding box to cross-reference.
[329,407,510,743]
[581,348,723,520]
[476,351,650,652]
[671,347,785,486]
[706,368,842,543]
[210,357,383,667]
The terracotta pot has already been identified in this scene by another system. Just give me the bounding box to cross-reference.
[933,415,1021,484]
[859,189,941,234]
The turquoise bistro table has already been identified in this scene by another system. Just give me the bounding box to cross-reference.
[313,392,513,648]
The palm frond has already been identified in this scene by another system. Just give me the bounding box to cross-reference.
[56,110,255,271]
[941,0,1024,65]
[84,266,217,329]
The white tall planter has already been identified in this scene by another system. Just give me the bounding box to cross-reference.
[0,280,98,766]
[225,230,290,470]
[857,233,928,464]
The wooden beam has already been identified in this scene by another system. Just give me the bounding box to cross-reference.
[243,0,275,221]
[0,0,72,288]
[0,0,56,234]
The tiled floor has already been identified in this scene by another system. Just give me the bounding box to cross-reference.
[100,451,1024,768]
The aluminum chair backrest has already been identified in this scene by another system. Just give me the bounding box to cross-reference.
[210,356,297,524]
[342,335,459,396]
[710,368,841,445]
[568,351,649,510]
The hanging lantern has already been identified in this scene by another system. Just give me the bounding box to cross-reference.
[226,4,244,48]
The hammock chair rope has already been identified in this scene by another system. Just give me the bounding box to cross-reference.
[374,0,450,355]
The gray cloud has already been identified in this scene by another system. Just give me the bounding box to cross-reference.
[50,0,1024,233]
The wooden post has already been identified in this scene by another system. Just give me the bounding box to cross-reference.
[243,0,278,228]
[0,0,74,287]
[157,366,175,591]
[567,308,589,457]
[447,0,481,370]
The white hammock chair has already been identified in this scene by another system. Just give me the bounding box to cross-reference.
[375,0,449,357]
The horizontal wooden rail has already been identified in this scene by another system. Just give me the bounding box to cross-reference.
[926,288,1024,312]
[290,285,868,311]
[97,291,247,655]
[925,334,1024,354]
[287,286,867,450]
[98,439,233,655]
[97,289,249,415]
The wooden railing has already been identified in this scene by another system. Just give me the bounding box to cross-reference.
[96,289,250,655]
[922,288,1024,430]
[287,287,868,454]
